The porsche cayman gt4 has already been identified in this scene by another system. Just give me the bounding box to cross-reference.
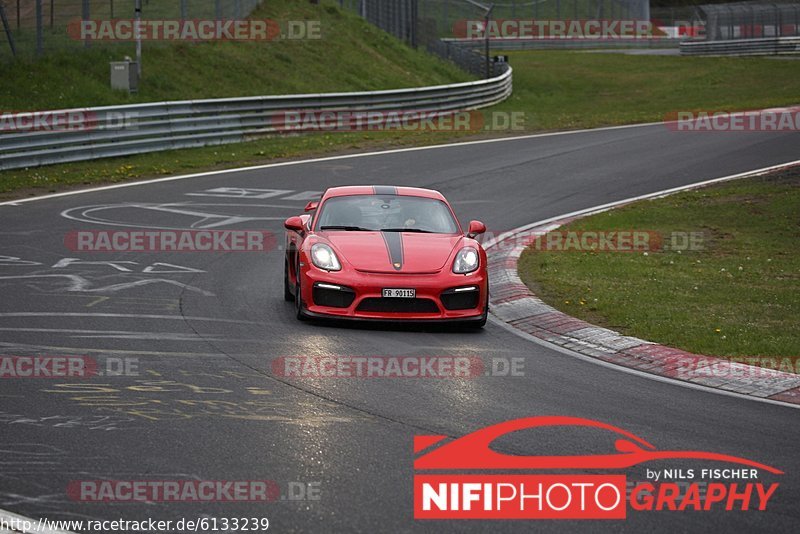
[284,186,488,327]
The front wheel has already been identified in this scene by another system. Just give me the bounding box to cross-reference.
[294,276,307,321]
[284,260,294,302]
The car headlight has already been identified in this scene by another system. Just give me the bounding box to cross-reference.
[452,246,479,274]
[311,243,341,271]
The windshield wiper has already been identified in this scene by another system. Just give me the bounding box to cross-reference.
[380,228,435,233]
[320,225,372,231]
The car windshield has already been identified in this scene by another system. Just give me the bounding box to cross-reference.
[315,195,459,234]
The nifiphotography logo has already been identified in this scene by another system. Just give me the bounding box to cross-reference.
[413,416,782,520]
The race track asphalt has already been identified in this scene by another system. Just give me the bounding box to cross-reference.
[0,123,797,533]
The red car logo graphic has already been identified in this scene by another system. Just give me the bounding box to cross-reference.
[414,416,783,473]
[413,417,782,520]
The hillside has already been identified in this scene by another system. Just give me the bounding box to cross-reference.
[0,0,471,111]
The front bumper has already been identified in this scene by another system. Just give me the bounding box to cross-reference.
[299,267,487,321]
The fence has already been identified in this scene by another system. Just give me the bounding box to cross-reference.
[442,36,679,50]
[342,0,651,38]
[339,0,651,75]
[696,2,800,41]
[0,64,512,170]
[676,2,800,56]
[2,0,658,64]
[0,0,264,61]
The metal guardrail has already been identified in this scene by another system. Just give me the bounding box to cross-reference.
[442,38,681,51]
[0,65,511,171]
[680,36,800,55]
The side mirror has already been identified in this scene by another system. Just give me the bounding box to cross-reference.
[304,201,319,212]
[467,220,486,238]
[284,216,305,233]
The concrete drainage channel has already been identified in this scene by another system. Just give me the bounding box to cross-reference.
[485,160,800,409]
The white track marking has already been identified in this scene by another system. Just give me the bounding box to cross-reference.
[489,316,799,411]
[0,328,263,343]
[0,342,269,358]
[484,159,800,249]
[0,274,214,296]
[0,312,258,323]
[59,203,286,230]
[487,159,800,410]
[0,121,676,207]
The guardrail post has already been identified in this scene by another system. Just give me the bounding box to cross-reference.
[0,4,16,57]
[35,0,43,55]
[410,0,418,48]
[82,0,90,48]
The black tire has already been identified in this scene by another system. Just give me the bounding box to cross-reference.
[284,260,294,302]
[294,276,307,321]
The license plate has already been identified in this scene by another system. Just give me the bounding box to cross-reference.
[382,288,416,298]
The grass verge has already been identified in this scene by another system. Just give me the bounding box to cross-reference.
[2,18,800,199]
[0,129,479,199]
[492,50,800,129]
[517,166,800,363]
[0,0,469,109]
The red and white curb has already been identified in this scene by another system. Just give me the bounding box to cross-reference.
[485,160,800,408]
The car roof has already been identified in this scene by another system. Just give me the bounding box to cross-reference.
[322,186,447,202]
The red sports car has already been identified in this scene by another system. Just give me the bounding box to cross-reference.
[283,186,488,327]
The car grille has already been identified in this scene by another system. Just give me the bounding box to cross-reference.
[356,298,440,314]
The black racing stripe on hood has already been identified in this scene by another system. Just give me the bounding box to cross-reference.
[381,231,404,271]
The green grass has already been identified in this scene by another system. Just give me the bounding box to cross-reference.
[0,128,479,199]
[0,0,470,109]
[490,50,800,129]
[3,16,800,199]
[518,167,800,362]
